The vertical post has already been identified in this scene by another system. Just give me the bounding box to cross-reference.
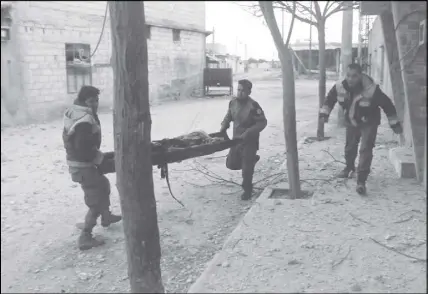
[212,26,215,44]
[308,0,313,74]
[338,2,354,128]
[109,2,165,293]
[357,6,363,65]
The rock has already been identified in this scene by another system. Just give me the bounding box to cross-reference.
[186,277,193,283]
[385,234,396,241]
[274,200,282,205]
[288,259,301,265]
[221,261,230,268]
[77,272,89,281]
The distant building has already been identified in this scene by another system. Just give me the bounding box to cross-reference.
[360,1,426,187]
[290,40,360,73]
[1,1,210,126]
[205,42,245,75]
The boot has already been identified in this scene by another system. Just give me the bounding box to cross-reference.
[356,182,367,195]
[78,231,105,251]
[101,211,122,228]
[337,167,355,178]
[241,189,252,201]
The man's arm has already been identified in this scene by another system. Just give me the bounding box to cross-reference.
[319,85,338,121]
[242,102,267,138]
[73,123,104,164]
[375,86,402,133]
[220,101,233,132]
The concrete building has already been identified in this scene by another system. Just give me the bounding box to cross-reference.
[360,1,426,187]
[206,42,245,75]
[1,1,210,126]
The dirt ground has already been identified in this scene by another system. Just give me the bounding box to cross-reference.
[1,70,425,293]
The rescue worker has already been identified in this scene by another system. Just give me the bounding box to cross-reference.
[63,85,122,250]
[319,64,403,195]
[220,79,267,200]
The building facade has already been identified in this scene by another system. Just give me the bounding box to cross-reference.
[361,1,426,187]
[1,1,209,126]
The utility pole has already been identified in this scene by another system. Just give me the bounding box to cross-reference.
[308,0,313,75]
[357,7,363,65]
[109,2,164,293]
[338,2,353,128]
[212,26,215,44]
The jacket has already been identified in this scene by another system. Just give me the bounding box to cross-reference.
[320,74,399,127]
[221,96,267,149]
[62,104,104,168]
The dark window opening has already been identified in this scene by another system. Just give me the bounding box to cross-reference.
[173,29,181,42]
[146,25,151,40]
[65,43,92,94]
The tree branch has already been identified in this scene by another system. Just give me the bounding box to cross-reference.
[285,2,296,47]
[274,1,318,26]
[325,2,359,19]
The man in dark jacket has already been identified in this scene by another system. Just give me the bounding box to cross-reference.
[220,79,267,200]
[63,86,121,250]
[319,64,403,195]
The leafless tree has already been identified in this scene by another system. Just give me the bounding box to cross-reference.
[240,1,359,139]
[258,1,302,198]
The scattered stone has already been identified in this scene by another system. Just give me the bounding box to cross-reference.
[385,234,396,241]
[288,259,301,265]
[221,261,230,268]
[77,272,89,281]
[274,199,282,205]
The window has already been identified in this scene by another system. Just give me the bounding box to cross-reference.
[146,25,151,40]
[65,43,92,94]
[380,45,385,84]
[172,29,181,42]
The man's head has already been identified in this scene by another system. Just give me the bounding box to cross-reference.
[77,86,100,112]
[237,79,252,100]
[345,63,363,88]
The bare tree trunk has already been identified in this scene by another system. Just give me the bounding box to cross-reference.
[281,49,302,197]
[338,4,353,128]
[316,20,326,139]
[259,1,301,197]
[109,2,164,293]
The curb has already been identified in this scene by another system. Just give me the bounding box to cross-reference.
[187,186,275,293]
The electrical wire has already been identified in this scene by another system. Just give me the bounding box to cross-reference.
[90,1,109,58]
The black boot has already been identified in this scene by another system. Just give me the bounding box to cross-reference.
[337,166,355,178]
[241,189,252,201]
[78,231,105,251]
[356,182,367,195]
[101,211,122,227]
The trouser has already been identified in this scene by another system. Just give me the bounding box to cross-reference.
[70,166,111,232]
[344,124,378,183]
[226,143,258,192]
[241,144,258,192]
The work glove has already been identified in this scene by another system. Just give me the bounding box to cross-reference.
[319,113,329,123]
[391,122,403,134]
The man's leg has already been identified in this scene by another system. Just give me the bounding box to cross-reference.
[356,124,378,195]
[78,168,121,250]
[241,143,258,200]
[338,126,361,178]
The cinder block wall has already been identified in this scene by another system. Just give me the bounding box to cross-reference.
[3,1,206,124]
[391,1,427,182]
